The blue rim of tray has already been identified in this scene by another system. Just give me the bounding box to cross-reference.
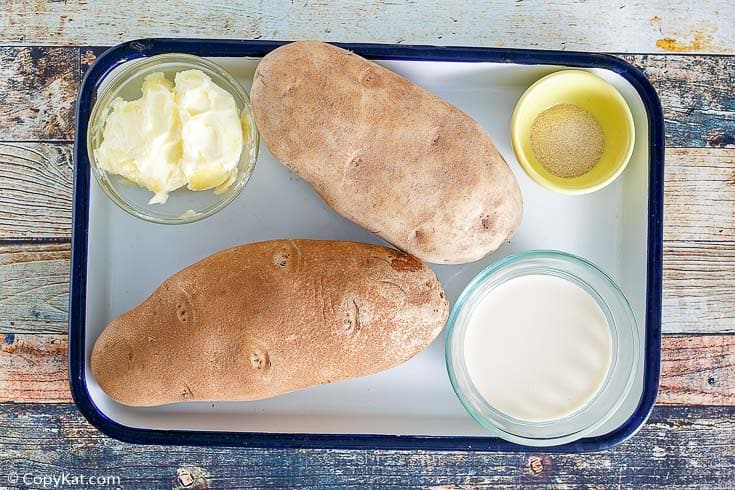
[70,38,664,451]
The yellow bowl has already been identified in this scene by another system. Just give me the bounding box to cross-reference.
[511,70,635,195]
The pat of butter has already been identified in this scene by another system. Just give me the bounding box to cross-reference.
[94,69,244,204]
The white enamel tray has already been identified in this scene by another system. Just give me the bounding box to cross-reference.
[70,40,663,450]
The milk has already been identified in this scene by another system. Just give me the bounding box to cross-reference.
[463,274,612,422]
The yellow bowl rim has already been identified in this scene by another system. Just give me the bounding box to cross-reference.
[510,69,636,195]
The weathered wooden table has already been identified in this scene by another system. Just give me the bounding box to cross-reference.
[1,1,733,488]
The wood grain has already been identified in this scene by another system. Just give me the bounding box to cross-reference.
[664,242,735,333]
[0,243,69,334]
[0,47,79,141]
[624,55,735,148]
[0,404,731,488]
[0,143,73,240]
[1,1,734,54]
[664,147,734,243]
[0,334,69,403]
[660,334,735,405]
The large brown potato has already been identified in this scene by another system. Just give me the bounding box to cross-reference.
[91,240,448,407]
[251,41,523,264]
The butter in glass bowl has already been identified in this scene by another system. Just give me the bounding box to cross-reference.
[87,53,259,224]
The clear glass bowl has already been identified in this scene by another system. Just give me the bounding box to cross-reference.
[86,53,259,224]
[445,250,639,446]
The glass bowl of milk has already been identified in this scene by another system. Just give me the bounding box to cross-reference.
[445,250,639,446]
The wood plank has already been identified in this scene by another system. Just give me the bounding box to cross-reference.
[660,335,735,405]
[0,143,72,240]
[0,47,79,141]
[664,147,734,243]
[0,334,69,403]
[624,55,735,148]
[664,242,735,333]
[0,403,731,488]
[0,243,69,334]
[1,1,734,53]
[1,330,732,405]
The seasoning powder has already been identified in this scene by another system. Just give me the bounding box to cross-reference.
[530,103,605,178]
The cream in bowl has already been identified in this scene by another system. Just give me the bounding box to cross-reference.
[87,53,259,224]
[446,251,639,446]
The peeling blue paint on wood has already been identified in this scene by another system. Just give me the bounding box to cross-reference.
[623,54,735,148]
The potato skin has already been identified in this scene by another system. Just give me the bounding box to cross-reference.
[91,240,448,407]
[251,41,523,264]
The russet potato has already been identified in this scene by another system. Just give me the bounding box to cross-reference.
[91,240,448,406]
[251,41,523,264]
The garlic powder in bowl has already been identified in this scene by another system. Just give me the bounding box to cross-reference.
[510,70,634,195]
